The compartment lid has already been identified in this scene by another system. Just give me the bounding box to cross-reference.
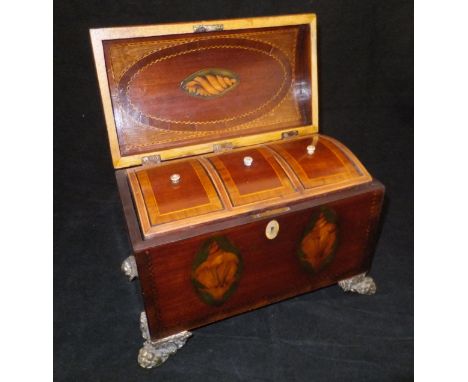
[207,147,296,206]
[90,14,318,168]
[269,135,371,191]
[128,158,224,235]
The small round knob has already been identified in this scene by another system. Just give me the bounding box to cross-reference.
[243,156,253,167]
[170,173,181,184]
[307,145,316,155]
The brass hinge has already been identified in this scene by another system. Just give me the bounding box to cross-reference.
[213,142,234,153]
[141,154,161,166]
[193,24,224,33]
[281,130,299,139]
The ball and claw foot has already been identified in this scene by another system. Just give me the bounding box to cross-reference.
[121,255,138,281]
[138,312,192,369]
[338,272,377,295]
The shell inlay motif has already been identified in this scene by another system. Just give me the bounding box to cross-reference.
[181,68,239,98]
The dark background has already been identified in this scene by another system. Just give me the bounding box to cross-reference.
[54,0,413,381]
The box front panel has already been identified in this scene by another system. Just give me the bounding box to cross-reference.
[136,184,384,340]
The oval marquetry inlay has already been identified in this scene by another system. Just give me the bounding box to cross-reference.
[180,68,239,98]
[297,207,339,275]
[119,37,292,132]
[191,237,243,306]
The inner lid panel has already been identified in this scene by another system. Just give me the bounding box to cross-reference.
[102,24,313,157]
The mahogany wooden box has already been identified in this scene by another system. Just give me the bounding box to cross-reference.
[90,14,384,368]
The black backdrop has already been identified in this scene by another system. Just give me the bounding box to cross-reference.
[54,1,413,380]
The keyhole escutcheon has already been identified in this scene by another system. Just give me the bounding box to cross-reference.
[265,220,280,240]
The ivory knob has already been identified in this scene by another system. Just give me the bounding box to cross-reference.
[170,173,181,184]
[243,156,253,167]
[307,145,316,155]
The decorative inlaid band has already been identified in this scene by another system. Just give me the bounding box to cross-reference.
[118,38,292,130]
[110,29,297,84]
[123,92,299,151]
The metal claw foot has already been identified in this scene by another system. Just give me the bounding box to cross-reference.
[121,255,138,281]
[138,312,192,369]
[338,272,377,295]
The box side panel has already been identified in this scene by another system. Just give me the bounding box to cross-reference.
[115,169,144,247]
[136,183,384,340]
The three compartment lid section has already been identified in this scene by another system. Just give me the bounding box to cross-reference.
[128,136,372,239]
[90,14,319,169]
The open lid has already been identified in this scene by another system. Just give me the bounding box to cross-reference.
[90,14,318,168]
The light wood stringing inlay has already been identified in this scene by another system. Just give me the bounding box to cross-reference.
[270,136,363,189]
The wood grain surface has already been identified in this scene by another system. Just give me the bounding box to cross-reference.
[269,135,366,189]
[208,147,296,206]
